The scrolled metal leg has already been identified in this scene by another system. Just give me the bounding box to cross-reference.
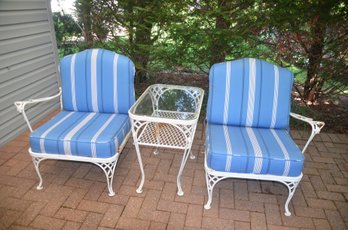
[153,147,159,155]
[204,173,224,209]
[134,142,145,193]
[32,157,44,190]
[283,180,300,216]
[177,148,191,196]
[189,150,195,159]
[95,159,118,196]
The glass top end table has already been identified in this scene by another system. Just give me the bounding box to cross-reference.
[129,84,204,195]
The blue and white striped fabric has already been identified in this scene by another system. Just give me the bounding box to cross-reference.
[205,124,304,177]
[59,49,135,114]
[207,58,293,129]
[30,111,130,158]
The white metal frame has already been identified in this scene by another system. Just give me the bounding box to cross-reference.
[14,88,131,196]
[129,84,204,196]
[204,113,325,216]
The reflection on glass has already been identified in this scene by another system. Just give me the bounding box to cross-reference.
[132,86,200,120]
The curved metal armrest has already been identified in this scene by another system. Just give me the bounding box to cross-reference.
[14,88,62,132]
[290,112,325,153]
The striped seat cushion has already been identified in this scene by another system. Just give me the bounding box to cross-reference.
[30,111,130,158]
[207,58,293,129]
[59,48,135,114]
[205,124,304,177]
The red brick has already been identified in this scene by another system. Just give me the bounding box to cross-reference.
[100,204,124,228]
[149,222,167,230]
[15,201,46,226]
[0,197,31,211]
[306,197,336,210]
[63,188,87,209]
[157,200,188,214]
[325,210,346,230]
[233,181,248,200]
[234,221,250,230]
[219,188,234,208]
[250,212,266,230]
[185,204,203,228]
[281,215,314,229]
[80,212,103,230]
[72,164,92,178]
[118,184,146,197]
[169,213,186,228]
[0,210,21,229]
[65,177,93,189]
[175,192,205,205]
[249,192,277,204]
[300,181,317,198]
[264,204,282,226]
[123,197,143,217]
[161,182,177,201]
[8,225,39,230]
[247,180,261,193]
[335,201,348,221]
[98,192,129,206]
[77,200,109,213]
[220,208,250,222]
[62,221,81,230]
[317,191,345,201]
[234,200,264,213]
[31,215,65,230]
[267,225,298,230]
[84,181,105,201]
[326,184,348,193]
[294,206,325,218]
[313,219,332,230]
[55,207,88,222]
[116,216,150,230]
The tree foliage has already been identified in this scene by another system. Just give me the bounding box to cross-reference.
[52,12,81,56]
[67,0,347,102]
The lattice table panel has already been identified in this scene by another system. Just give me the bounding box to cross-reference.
[138,122,188,148]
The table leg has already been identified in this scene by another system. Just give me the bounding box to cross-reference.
[177,148,191,196]
[134,141,145,193]
[189,150,196,159]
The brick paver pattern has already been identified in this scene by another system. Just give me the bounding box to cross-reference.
[0,114,347,230]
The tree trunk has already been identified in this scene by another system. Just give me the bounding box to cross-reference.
[132,1,154,83]
[209,0,230,66]
[303,22,325,102]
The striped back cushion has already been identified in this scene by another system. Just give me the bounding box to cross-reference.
[207,58,293,129]
[59,49,135,114]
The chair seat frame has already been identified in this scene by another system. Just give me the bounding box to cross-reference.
[204,113,324,216]
[14,88,130,196]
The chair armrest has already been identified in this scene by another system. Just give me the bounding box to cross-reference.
[290,112,325,153]
[14,88,62,132]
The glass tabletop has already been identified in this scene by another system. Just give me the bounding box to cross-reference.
[129,84,204,121]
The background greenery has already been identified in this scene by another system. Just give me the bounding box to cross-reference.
[53,0,348,132]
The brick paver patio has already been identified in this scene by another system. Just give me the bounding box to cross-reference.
[0,114,347,229]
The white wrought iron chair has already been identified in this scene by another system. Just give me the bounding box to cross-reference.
[14,48,135,196]
[204,58,324,216]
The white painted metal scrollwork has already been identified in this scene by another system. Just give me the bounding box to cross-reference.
[281,180,300,216]
[129,84,204,196]
[204,173,226,209]
[93,159,119,196]
[32,157,45,190]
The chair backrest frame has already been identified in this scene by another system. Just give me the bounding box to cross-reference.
[59,48,135,114]
[207,58,293,129]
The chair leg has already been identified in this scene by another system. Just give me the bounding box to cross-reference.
[177,148,191,196]
[95,158,119,197]
[282,179,301,216]
[204,173,224,209]
[32,157,45,190]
